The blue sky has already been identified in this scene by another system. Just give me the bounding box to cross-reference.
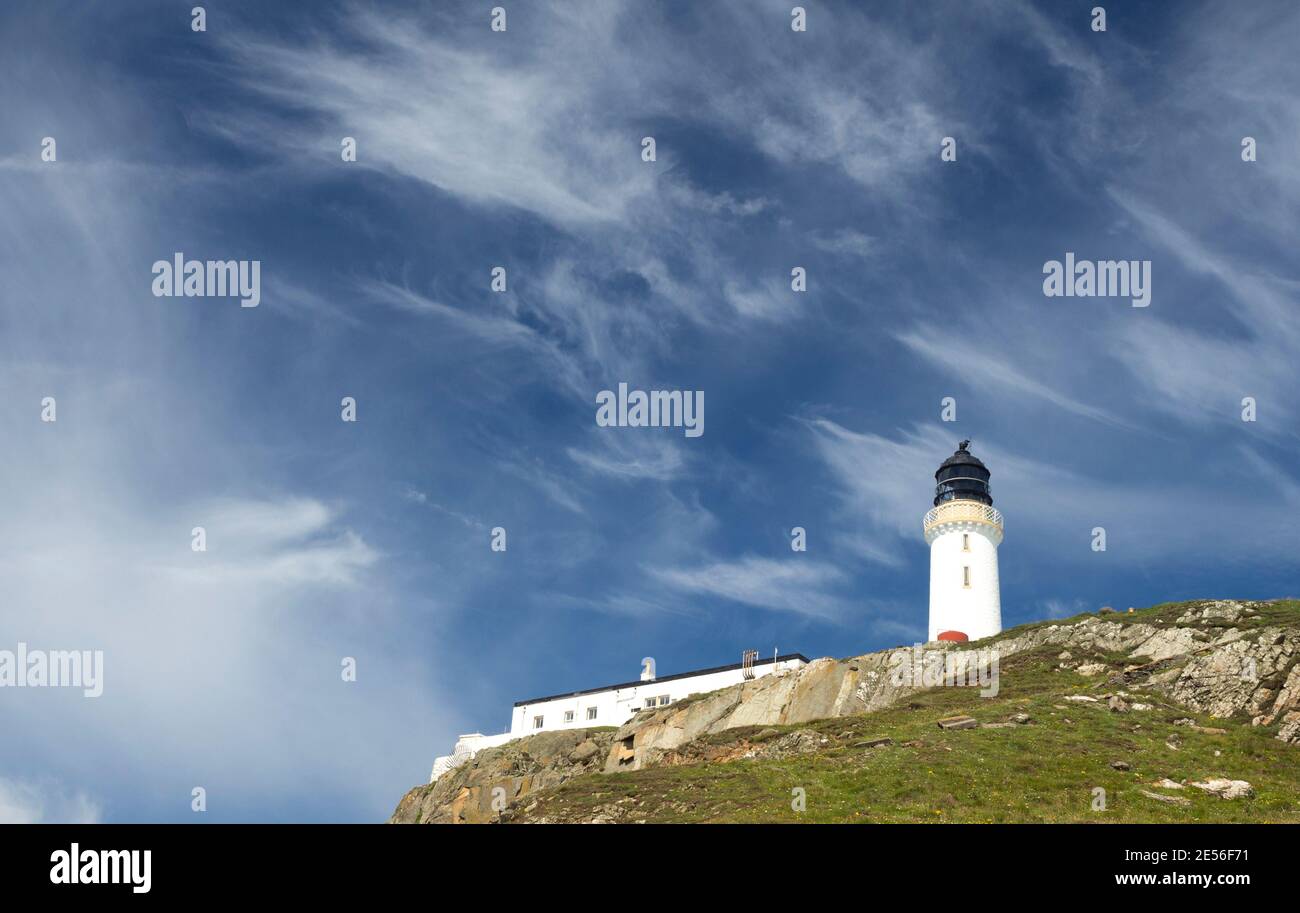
[1,0,1297,822]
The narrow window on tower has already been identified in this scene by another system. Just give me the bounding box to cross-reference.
[963,566,971,588]
[962,533,970,551]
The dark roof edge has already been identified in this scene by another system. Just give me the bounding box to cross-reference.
[512,653,812,707]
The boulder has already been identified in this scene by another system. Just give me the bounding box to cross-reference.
[1139,789,1190,806]
[569,740,601,762]
[937,715,978,730]
[1132,628,1201,662]
[1190,778,1255,800]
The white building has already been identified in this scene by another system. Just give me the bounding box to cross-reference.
[431,651,809,781]
[924,440,1003,643]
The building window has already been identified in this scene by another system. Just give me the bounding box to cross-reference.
[658,695,670,706]
[533,715,544,729]
[962,533,970,551]
[963,566,971,588]
[644,697,656,708]
[563,710,574,723]
[586,707,598,720]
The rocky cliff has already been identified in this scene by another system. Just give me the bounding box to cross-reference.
[390,598,1300,824]
[390,728,616,824]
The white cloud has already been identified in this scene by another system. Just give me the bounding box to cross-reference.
[895,329,1129,429]
[0,96,452,820]
[1105,190,1300,432]
[810,228,876,260]
[0,778,101,824]
[975,2,1300,439]
[499,457,587,516]
[724,277,801,322]
[802,418,940,542]
[567,434,687,482]
[651,556,851,620]
[161,497,379,588]
[212,9,653,229]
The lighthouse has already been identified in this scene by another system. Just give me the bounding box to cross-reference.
[923,440,1003,643]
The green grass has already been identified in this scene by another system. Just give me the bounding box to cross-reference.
[513,602,1300,823]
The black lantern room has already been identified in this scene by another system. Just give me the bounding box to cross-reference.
[933,440,992,507]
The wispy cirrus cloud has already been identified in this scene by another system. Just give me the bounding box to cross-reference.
[809,228,876,261]
[650,556,852,621]
[895,330,1129,429]
[567,434,687,482]
[157,497,379,588]
[1105,190,1300,433]
[208,7,652,228]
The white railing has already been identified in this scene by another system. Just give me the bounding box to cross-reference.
[430,731,521,782]
[923,500,1003,533]
[429,746,477,782]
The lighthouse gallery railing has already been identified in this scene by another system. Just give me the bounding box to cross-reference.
[923,500,1003,534]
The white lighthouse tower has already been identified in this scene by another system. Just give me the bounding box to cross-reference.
[923,440,1003,643]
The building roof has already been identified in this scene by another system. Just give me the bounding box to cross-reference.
[512,653,812,707]
[936,440,988,473]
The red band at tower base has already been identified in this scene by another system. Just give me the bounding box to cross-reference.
[937,630,969,643]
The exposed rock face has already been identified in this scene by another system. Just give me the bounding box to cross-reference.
[604,656,877,772]
[1168,634,1285,718]
[960,601,1298,746]
[1258,662,1300,744]
[604,600,1300,772]
[389,730,614,824]
[651,727,838,768]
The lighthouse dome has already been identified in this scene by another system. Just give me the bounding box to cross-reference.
[933,439,992,507]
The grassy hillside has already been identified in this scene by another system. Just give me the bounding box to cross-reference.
[506,601,1300,823]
